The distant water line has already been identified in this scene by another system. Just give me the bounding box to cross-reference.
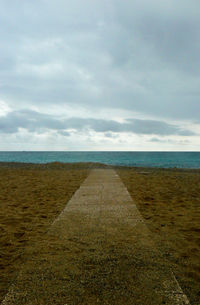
[0,151,200,168]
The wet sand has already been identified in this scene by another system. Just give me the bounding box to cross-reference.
[0,163,200,304]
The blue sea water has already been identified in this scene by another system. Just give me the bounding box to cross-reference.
[0,151,200,168]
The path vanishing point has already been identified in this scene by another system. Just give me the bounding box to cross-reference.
[2,169,190,305]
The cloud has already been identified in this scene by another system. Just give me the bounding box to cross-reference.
[0,0,200,150]
[149,137,191,145]
[58,130,71,137]
[0,0,200,121]
[125,119,194,136]
[0,109,195,136]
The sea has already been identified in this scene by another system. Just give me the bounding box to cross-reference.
[0,151,200,168]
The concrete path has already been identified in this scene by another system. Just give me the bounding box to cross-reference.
[2,169,189,305]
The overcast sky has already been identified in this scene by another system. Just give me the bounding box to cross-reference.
[0,0,200,151]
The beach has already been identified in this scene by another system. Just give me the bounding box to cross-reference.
[0,163,200,304]
[117,167,200,305]
[0,163,89,302]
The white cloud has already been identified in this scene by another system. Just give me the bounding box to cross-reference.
[0,100,11,116]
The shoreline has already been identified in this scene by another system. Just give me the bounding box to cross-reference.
[0,160,200,171]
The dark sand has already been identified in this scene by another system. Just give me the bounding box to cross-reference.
[0,163,200,304]
[117,167,200,305]
[0,163,89,302]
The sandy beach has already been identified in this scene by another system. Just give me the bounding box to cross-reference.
[0,163,89,302]
[117,167,200,305]
[0,163,200,304]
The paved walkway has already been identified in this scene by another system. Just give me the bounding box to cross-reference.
[2,169,189,305]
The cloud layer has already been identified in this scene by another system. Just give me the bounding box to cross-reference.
[0,109,195,137]
[0,0,200,150]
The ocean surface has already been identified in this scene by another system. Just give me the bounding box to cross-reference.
[0,151,200,168]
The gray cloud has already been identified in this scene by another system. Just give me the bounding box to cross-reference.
[125,119,194,136]
[0,0,200,150]
[58,130,71,137]
[149,137,191,145]
[0,0,200,121]
[0,110,65,133]
[0,110,195,136]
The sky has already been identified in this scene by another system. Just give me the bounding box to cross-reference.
[0,0,200,151]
